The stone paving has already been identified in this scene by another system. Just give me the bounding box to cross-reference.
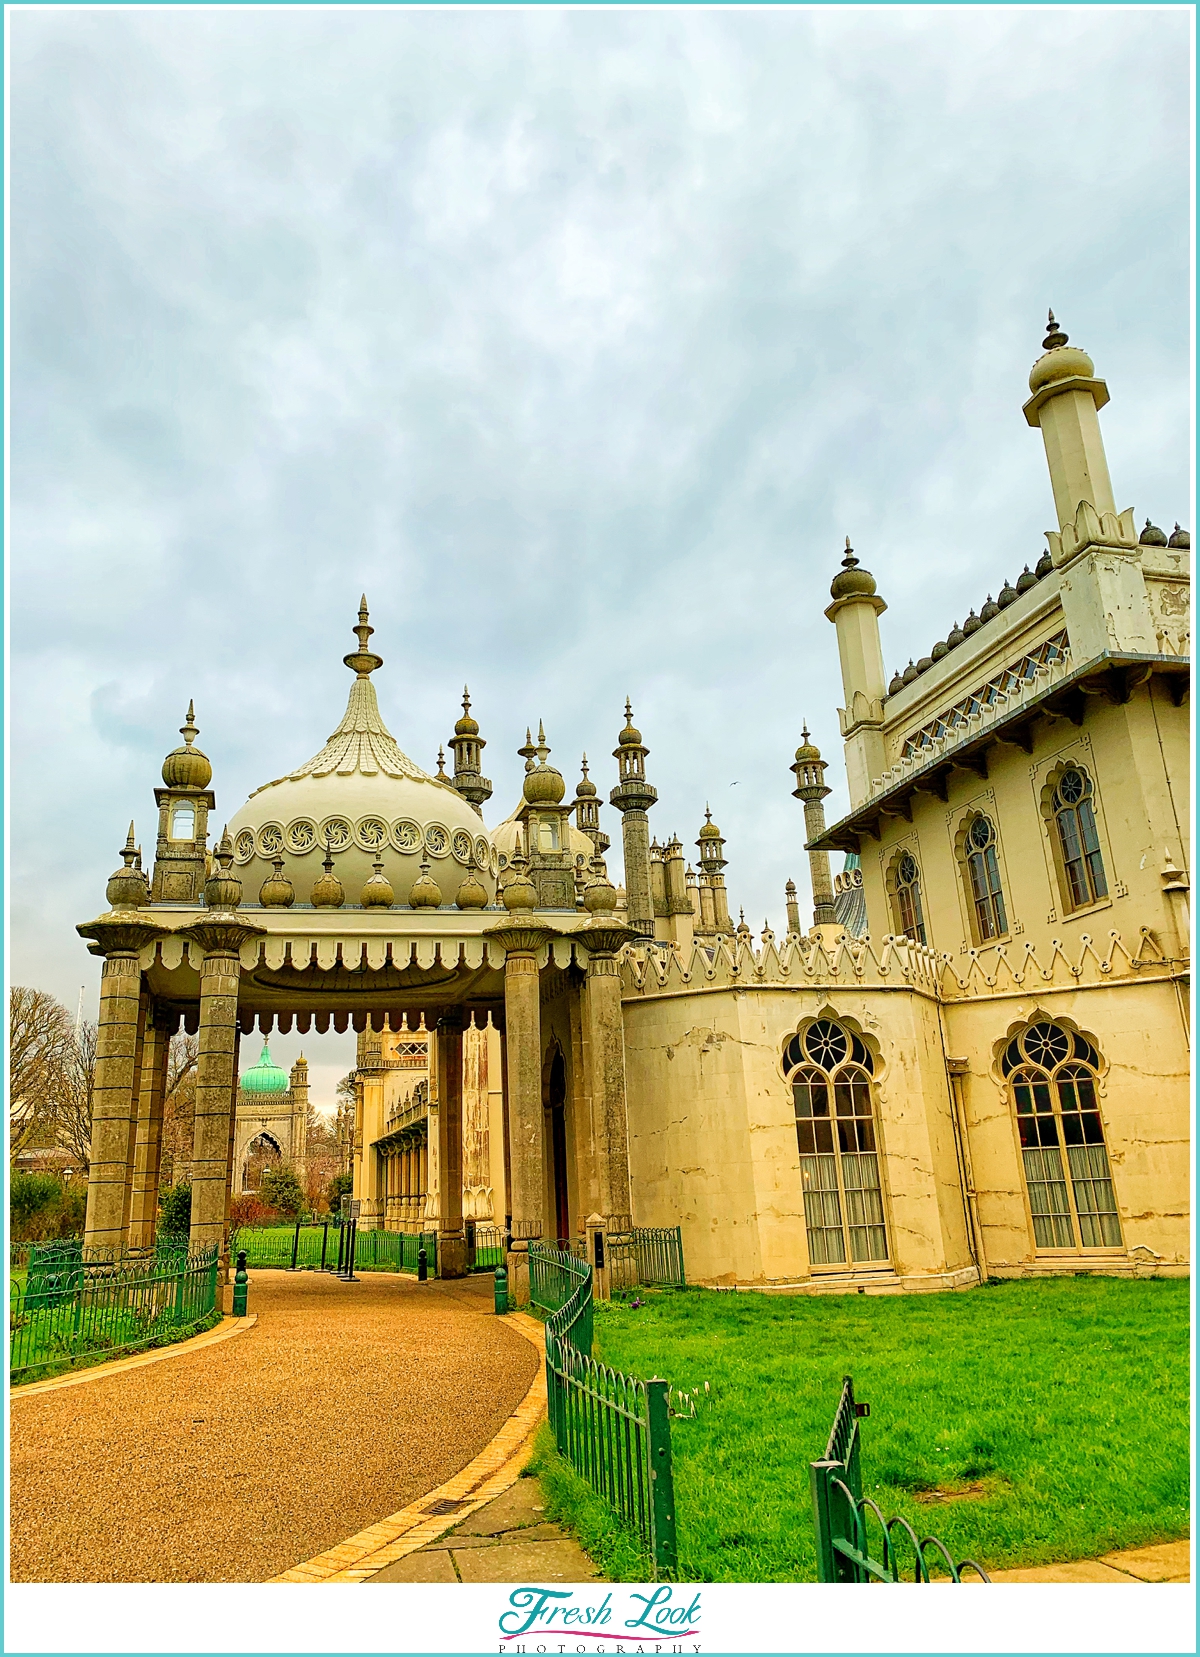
[979,1540,1190,1583]
[364,1477,599,1583]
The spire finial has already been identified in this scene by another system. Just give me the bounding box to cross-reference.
[435,745,448,781]
[180,701,198,746]
[841,537,858,569]
[704,804,712,824]
[462,685,471,715]
[343,597,384,678]
[1042,309,1068,350]
[580,752,589,779]
[625,696,633,722]
[801,721,810,742]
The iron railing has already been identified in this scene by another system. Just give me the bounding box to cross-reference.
[466,1221,506,1271]
[231,1223,437,1279]
[10,1243,220,1383]
[354,1228,439,1277]
[531,1242,677,1581]
[810,1376,990,1583]
[604,1225,686,1292]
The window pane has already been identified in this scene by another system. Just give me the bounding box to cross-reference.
[1067,1144,1122,1248]
[801,1155,846,1264]
[1022,1146,1076,1248]
[842,1153,888,1261]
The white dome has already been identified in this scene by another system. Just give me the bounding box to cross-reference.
[226,610,499,911]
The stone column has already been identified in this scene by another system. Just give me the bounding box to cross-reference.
[436,1009,467,1278]
[618,806,656,938]
[180,919,261,1262]
[127,1008,170,1249]
[579,921,637,1224]
[83,954,146,1251]
[487,923,552,1299]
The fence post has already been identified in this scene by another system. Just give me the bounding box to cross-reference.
[232,1250,249,1317]
[809,1459,840,1582]
[290,1220,301,1271]
[320,1223,329,1272]
[494,1263,508,1314]
[645,1378,678,1581]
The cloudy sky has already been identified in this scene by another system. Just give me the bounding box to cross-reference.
[10,6,1191,1108]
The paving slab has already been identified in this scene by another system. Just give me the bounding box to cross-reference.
[1099,1541,1191,1582]
[451,1478,550,1535]
[454,1540,600,1583]
[370,1549,459,1583]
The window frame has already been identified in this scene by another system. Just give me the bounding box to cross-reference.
[955,809,1010,946]
[1040,760,1112,919]
[886,846,928,945]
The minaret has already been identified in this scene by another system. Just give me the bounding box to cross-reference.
[784,879,801,936]
[696,808,733,935]
[518,723,574,909]
[825,540,887,809]
[1022,310,1116,534]
[609,700,658,939]
[573,755,610,856]
[152,702,215,904]
[448,687,493,816]
[650,840,668,921]
[790,725,836,926]
[289,1055,310,1181]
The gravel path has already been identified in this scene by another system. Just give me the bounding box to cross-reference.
[9,1270,538,1583]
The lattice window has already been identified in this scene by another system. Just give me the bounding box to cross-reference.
[1001,1022,1121,1252]
[784,1021,888,1268]
[901,630,1070,760]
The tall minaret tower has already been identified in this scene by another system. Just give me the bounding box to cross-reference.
[152,702,215,904]
[825,539,888,809]
[448,687,493,816]
[696,809,733,935]
[1022,309,1116,534]
[573,755,610,856]
[790,725,836,926]
[610,701,657,939]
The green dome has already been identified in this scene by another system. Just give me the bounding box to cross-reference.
[240,1041,289,1096]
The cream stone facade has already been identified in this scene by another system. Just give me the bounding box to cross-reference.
[77,314,1190,1296]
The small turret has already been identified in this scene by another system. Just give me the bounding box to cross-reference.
[152,702,216,904]
[610,699,658,939]
[824,540,888,810]
[791,725,836,926]
[448,687,493,815]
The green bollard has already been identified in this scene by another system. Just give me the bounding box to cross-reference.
[494,1263,508,1315]
[232,1250,249,1318]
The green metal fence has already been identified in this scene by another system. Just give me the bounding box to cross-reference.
[466,1222,506,1271]
[810,1376,990,1583]
[10,1243,220,1383]
[231,1223,438,1278]
[354,1228,439,1276]
[531,1242,677,1581]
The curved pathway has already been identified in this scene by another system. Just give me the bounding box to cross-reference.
[10,1270,538,1583]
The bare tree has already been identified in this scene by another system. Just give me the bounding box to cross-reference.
[8,987,73,1160]
[160,1033,199,1188]
[56,1019,98,1171]
[303,1107,341,1208]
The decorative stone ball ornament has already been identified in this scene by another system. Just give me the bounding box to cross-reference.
[161,701,212,791]
[409,856,443,909]
[259,853,295,909]
[106,823,150,910]
[203,831,243,912]
[360,854,395,909]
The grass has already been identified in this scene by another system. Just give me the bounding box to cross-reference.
[541,1276,1189,1583]
[10,1305,224,1386]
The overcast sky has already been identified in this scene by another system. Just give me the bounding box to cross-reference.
[10,6,1191,1108]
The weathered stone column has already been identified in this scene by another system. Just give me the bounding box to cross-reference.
[579,913,638,1224]
[487,922,552,1299]
[128,1008,171,1249]
[76,915,164,1253]
[437,1008,467,1278]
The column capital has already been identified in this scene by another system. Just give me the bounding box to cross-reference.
[77,912,168,959]
[578,918,640,961]
[485,920,556,956]
[178,916,267,957]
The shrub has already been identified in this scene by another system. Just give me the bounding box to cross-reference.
[158,1182,191,1234]
[259,1164,305,1218]
[10,1172,85,1241]
[230,1192,278,1228]
[326,1170,354,1211]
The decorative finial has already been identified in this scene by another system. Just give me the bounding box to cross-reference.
[841,538,858,569]
[801,722,810,743]
[343,597,384,678]
[462,685,471,715]
[704,804,713,824]
[124,821,136,859]
[1042,309,1068,351]
[536,722,550,765]
[180,701,198,746]
[625,697,633,721]
[435,746,449,781]
[581,753,589,779]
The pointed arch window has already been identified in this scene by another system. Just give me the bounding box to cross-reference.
[888,851,927,944]
[1002,1021,1121,1251]
[1052,767,1108,909]
[964,814,1007,940]
[784,1020,888,1268]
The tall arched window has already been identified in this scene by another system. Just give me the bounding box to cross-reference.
[784,1020,888,1268]
[889,851,927,944]
[1001,1021,1121,1251]
[1052,767,1108,909]
[964,814,1007,940]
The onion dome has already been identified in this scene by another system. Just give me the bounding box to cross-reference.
[979,593,1000,623]
[697,807,723,843]
[1016,565,1038,594]
[523,722,566,805]
[931,640,949,662]
[454,687,480,738]
[161,701,212,791]
[1028,311,1096,393]
[617,699,643,748]
[574,754,598,799]
[916,655,933,674]
[901,660,919,685]
[736,909,752,938]
[962,609,982,636]
[997,579,1019,609]
[360,853,394,909]
[1035,550,1054,578]
[455,865,488,910]
[310,844,345,909]
[501,832,537,912]
[408,856,442,909]
[240,1040,289,1096]
[204,830,242,911]
[583,854,618,915]
[1139,519,1168,547]
[106,822,149,910]
[946,620,965,649]
[829,537,878,601]
[1169,523,1191,549]
[888,669,904,695]
[259,853,295,909]
[794,724,822,764]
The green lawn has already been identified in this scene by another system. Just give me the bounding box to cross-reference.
[542,1277,1189,1583]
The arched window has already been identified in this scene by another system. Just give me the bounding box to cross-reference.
[1001,1021,1121,1252]
[888,851,927,944]
[171,806,195,841]
[1052,767,1108,909]
[964,814,1007,941]
[784,1019,888,1268]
